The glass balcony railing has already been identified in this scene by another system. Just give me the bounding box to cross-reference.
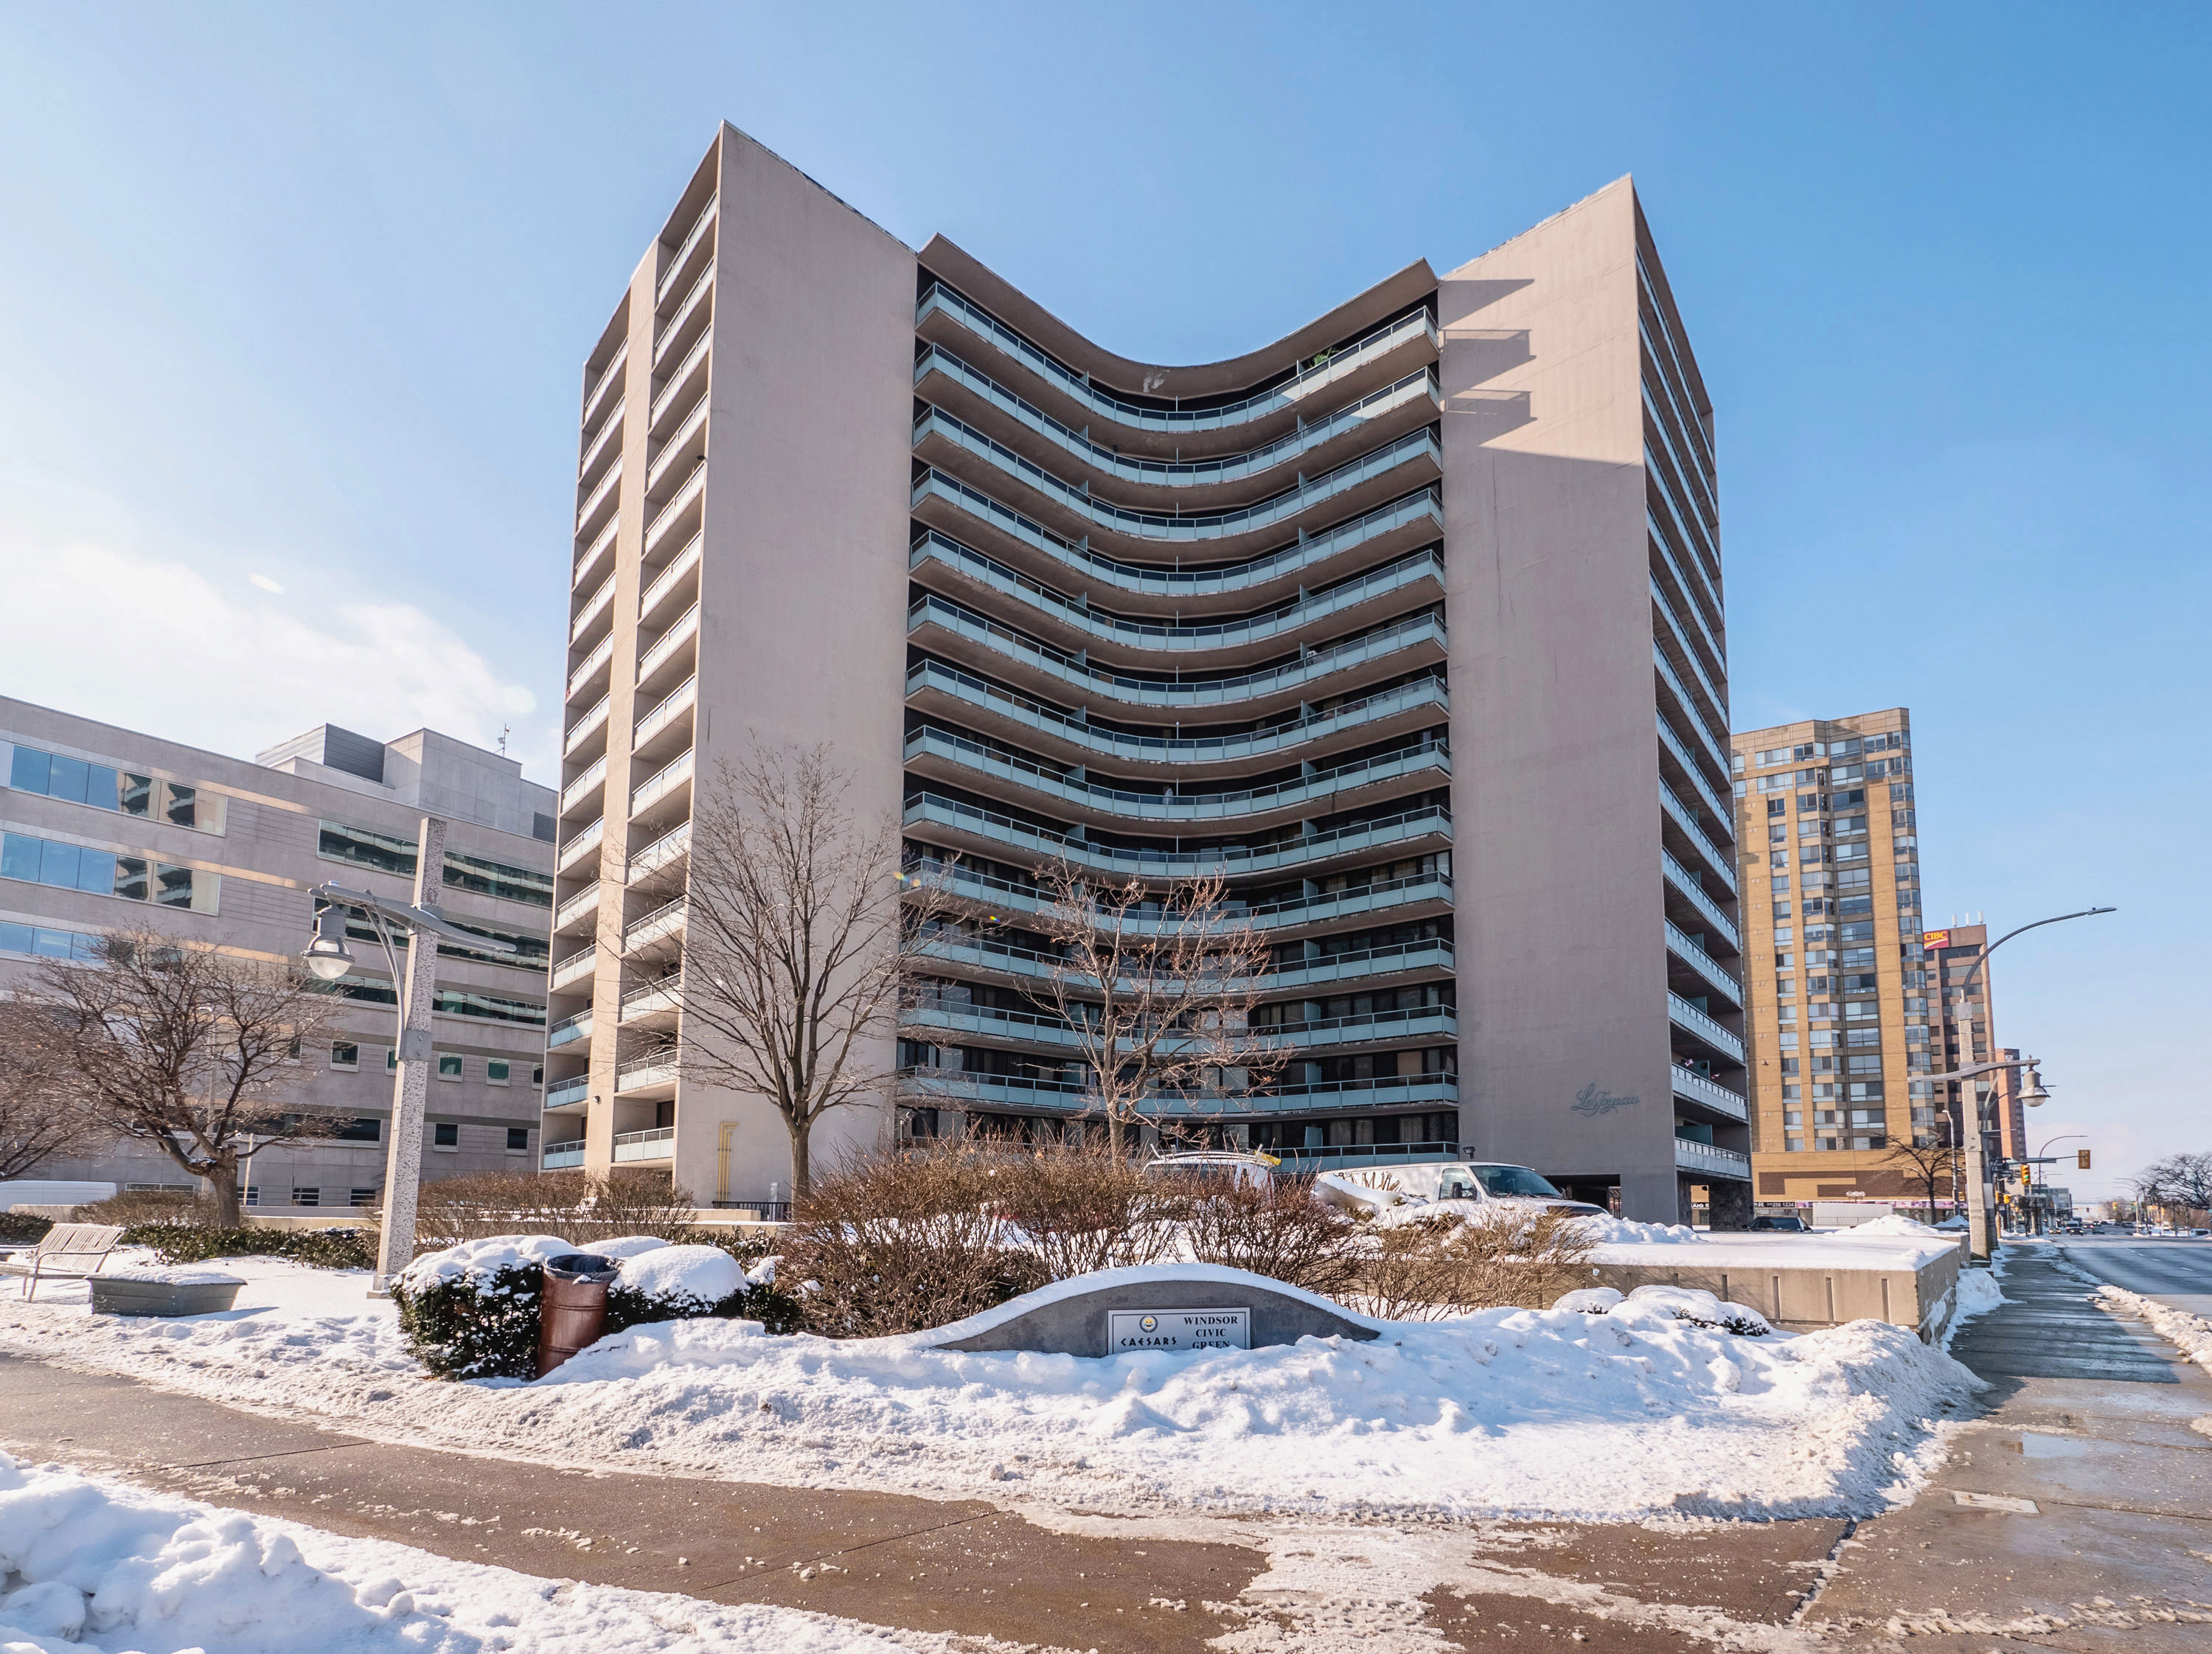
[1649,578,1728,746]
[629,748,695,818]
[917,343,1439,490]
[572,515,619,593]
[557,817,603,873]
[1664,920,1742,1007]
[914,470,1444,600]
[905,726,1447,824]
[543,1142,587,1170]
[914,924,1453,993]
[1652,645,1728,776]
[911,855,1448,932]
[900,1001,1455,1057]
[906,659,1444,768]
[640,534,703,624]
[550,942,597,989]
[1661,849,1740,952]
[637,603,700,686]
[1667,991,1744,1065]
[911,532,1444,657]
[563,696,611,758]
[546,1010,594,1049]
[903,791,1449,878]
[644,461,708,557]
[897,1066,1457,1119]
[627,821,692,886]
[613,1125,675,1161]
[1669,1064,1747,1122]
[560,757,608,814]
[909,595,1444,710]
[658,194,717,299]
[1673,1136,1751,1181]
[574,457,622,537]
[915,409,1441,545]
[916,283,1439,437]
[545,1076,589,1110]
[1655,713,1731,821]
[567,632,616,702]
[1658,781,1737,894]
[622,895,687,952]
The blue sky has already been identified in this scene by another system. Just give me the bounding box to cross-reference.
[1,3,2203,1196]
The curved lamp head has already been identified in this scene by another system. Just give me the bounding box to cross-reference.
[302,905,355,982]
[2020,1068,2051,1108]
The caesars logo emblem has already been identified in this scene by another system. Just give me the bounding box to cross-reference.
[1138,1316,1159,1334]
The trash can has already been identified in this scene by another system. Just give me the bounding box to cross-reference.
[536,1253,620,1377]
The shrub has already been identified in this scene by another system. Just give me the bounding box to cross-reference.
[120,1224,377,1271]
[393,1263,545,1380]
[403,1168,698,1254]
[1176,1170,1362,1297]
[77,1190,223,1228]
[1360,1207,1596,1319]
[779,1145,1049,1337]
[990,1144,1182,1277]
[0,1212,54,1246]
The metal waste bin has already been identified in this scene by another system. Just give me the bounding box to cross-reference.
[536,1252,620,1377]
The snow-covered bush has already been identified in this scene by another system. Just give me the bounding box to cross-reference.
[604,1243,798,1335]
[1360,1206,1595,1318]
[122,1223,375,1271]
[390,1235,573,1379]
[1565,1282,1773,1336]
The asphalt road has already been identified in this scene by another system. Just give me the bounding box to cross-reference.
[2047,1237,2212,1316]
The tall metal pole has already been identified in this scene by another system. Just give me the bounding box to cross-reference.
[1950,906,2111,1264]
[373,814,448,1291]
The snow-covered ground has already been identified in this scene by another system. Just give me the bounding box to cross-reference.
[0,1453,995,1653]
[2096,1284,2212,1376]
[0,1249,1984,1524]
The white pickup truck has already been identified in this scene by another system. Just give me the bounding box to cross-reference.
[1315,1161,1605,1219]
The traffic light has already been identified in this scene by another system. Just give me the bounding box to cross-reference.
[2020,1165,2033,1191]
[2077,1149,2092,1170]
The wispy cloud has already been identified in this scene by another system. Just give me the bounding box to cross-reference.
[1,538,547,776]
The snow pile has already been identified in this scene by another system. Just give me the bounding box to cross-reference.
[2098,1285,2212,1377]
[394,1235,573,1291]
[1848,1214,1946,1238]
[104,1267,246,1285]
[0,1257,1984,1523]
[616,1244,743,1302]
[0,1453,985,1653]
[1573,1215,1705,1245]
[587,1234,669,1260]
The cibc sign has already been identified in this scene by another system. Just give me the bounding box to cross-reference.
[1107,1307,1251,1353]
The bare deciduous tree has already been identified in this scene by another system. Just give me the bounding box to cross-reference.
[26,931,337,1226]
[1885,1119,1962,1224]
[678,746,950,1200]
[2130,1151,2212,1223]
[0,998,108,1179]
[1032,864,1283,1156]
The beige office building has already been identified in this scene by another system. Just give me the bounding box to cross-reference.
[548,125,1747,1223]
[1,702,557,1205]
[1731,710,1935,1207]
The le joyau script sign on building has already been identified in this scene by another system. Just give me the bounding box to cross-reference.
[1107,1307,1251,1352]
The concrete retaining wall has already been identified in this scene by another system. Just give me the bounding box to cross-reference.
[1593,1244,1964,1343]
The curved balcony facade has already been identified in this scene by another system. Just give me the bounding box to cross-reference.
[901,259,1458,1160]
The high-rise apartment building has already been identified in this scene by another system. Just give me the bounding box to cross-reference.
[549,125,1745,1223]
[1731,710,1933,1209]
[1,701,557,1204]
[1922,926,2018,1158]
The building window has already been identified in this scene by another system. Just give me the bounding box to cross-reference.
[433,1122,459,1148]
[506,1127,529,1153]
[0,920,105,962]
[433,987,548,1027]
[291,1187,319,1207]
[330,1042,359,1069]
[0,830,217,913]
[437,1054,463,1080]
[333,1116,380,1142]
[350,1187,378,1207]
[532,1066,544,1086]
[487,1059,511,1085]
[317,821,552,909]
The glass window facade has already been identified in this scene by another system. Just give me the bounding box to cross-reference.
[0,830,216,911]
[319,821,554,908]
[0,920,105,961]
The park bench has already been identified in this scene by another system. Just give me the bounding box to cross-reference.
[0,1223,125,1300]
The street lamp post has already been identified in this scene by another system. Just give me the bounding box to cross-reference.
[1925,906,2111,1263]
[2032,1133,2087,1235]
[300,815,516,1292]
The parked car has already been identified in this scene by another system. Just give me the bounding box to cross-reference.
[1750,1214,1809,1233]
[1316,1161,1605,1219]
[1140,1150,1281,1192]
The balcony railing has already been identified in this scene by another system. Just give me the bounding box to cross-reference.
[1669,1064,1748,1122]
[647,392,710,495]
[912,532,1444,657]
[623,896,687,952]
[569,574,619,646]
[904,791,1450,878]
[634,675,698,751]
[897,1067,1458,1119]
[654,263,715,367]
[560,756,608,814]
[1651,645,1727,777]
[637,602,700,686]
[914,409,1441,546]
[563,695,611,758]
[613,1125,675,1161]
[1655,712,1731,821]
[556,817,603,873]
[914,470,1443,601]
[915,925,1453,993]
[1658,781,1737,893]
[577,397,623,483]
[916,284,1438,436]
[1649,577,1728,746]
[906,659,1447,768]
[549,942,597,990]
[629,748,695,818]
[1664,920,1742,1006]
[582,340,627,425]
[905,726,1447,824]
[912,858,1448,940]
[572,514,619,591]
[644,460,708,557]
[543,1142,587,1170]
[650,330,713,429]
[917,344,1440,490]
[546,1010,594,1049]
[910,594,1444,709]
[574,456,622,537]
[1661,849,1740,951]
[658,193,717,299]
[1667,991,1745,1065]
[623,975,682,1015]
[1674,1136,1752,1181]
[627,820,692,886]
[640,533,703,622]
[545,1076,589,1110]
[568,632,615,701]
